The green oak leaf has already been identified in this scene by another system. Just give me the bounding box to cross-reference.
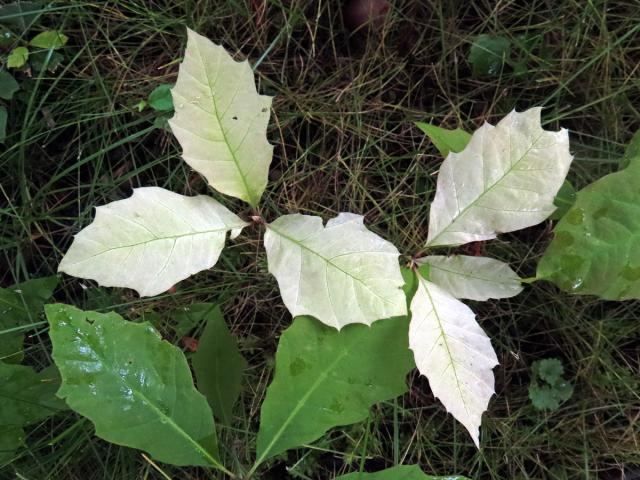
[191,304,247,425]
[254,315,413,466]
[0,70,19,100]
[7,46,29,68]
[169,28,273,206]
[469,34,511,76]
[335,465,470,480]
[45,303,230,471]
[0,276,58,363]
[148,83,174,112]
[29,30,68,49]
[537,144,640,299]
[0,426,23,464]
[415,122,471,157]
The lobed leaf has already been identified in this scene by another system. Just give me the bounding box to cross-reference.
[58,187,247,297]
[264,213,407,329]
[416,255,522,301]
[46,304,228,469]
[255,315,413,466]
[409,272,498,447]
[191,304,247,425]
[426,108,573,247]
[169,28,273,206]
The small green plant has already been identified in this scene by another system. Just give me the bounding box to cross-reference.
[528,358,574,411]
[48,28,578,476]
[5,24,631,478]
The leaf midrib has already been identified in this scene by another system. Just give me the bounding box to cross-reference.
[254,334,356,467]
[427,130,545,246]
[267,223,396,309]
[61,227,230,265]
[419,278,470,416]
[190,38,257,207]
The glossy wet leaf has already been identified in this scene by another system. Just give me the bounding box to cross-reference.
[191,304,247,425]
[537,154,640,299]
[255,315,413,465]
[415,122,471,157]
[335,465,469,479]
[58,187,247,297]
[0,70,19,100]
[29,30,67,49]
[148,83,174,111]
[550,180,576,220]
[416,255,522,301]
[7,46,28,68]
[46,303,226,469]
[426,108,573,247]
[409,272,498,447]
[0,276,58,363]
[469,34,511,76]
[264,213,407,329]
[169,28,273,206]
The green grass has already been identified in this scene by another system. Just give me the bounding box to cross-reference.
[2,0,640,478]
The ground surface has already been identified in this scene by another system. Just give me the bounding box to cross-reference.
[1,1,640,479]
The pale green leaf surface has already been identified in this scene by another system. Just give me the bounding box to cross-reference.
[415,122,471,157]
[58,187,247,297]
[29,30,67,49]
[46,304,224,468]
[335,465,470,480]
[0,276,58,363]
[409,273,498,447]
[416,255,522,301]
[7,46,29,68]
[191,304,247,425]
[426,108,573,247]
[537,159,640,299]
[255,315,413,465]
[169,28,273,206]
[264,213,407,329]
